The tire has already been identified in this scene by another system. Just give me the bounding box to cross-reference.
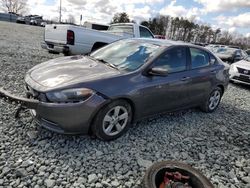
[200,87,222,113]
[63,52,70,56]
[48,51,59,54]
[92,100,132,141]
[143,161,214,188]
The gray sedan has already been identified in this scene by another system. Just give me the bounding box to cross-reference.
[0,39,229,140]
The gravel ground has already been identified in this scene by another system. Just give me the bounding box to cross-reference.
[0,21,250,188]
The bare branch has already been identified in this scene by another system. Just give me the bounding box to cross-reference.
[1,0,27,14]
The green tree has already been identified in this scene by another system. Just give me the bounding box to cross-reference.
[213,28,221,43]
[111,12,130,24]
[140,21,150,28]
[141,17,165,35]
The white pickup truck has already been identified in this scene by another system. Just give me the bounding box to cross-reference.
[41,23,154,55]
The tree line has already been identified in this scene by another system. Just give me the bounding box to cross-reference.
[1,1,249,49]
[111,12,250,49]
[1,0,27,14]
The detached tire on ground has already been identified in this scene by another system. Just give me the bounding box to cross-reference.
[143,161,214,188]
[200,87,222,113]
[92,100,132,141]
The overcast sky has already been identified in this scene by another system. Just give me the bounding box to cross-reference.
[26,0,250,36]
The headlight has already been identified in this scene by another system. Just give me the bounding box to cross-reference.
[230,64,238,72]
[46,88,95,102]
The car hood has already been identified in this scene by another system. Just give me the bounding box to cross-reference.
[233,60,250,70]
[25,55,120,92]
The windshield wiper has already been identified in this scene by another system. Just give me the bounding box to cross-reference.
[87,56,119,70]
[96,58,119,70]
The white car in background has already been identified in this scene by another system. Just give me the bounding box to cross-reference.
[229,58,250,85]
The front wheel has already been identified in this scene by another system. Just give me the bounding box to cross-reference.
[200,87,222,113]
[92,100,132,141]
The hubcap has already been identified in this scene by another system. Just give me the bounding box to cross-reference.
[102,106,129,136]
[208,90,221,110]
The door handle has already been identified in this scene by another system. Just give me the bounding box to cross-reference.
[181,77,190,81]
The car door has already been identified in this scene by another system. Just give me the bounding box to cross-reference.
[140,46,191,117]
[184,47,217,105]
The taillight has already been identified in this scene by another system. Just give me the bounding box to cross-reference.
[67,30,75,45]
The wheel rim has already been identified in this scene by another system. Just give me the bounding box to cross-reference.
[208,90,221,110]
[102,106,129,136]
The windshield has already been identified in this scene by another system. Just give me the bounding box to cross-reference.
[108,25,133,34]
[90,40,161,72]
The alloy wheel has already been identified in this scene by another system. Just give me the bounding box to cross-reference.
[102,106,129,136]
[208,90,221,110]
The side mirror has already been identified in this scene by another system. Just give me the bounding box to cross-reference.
[148,67,168,76]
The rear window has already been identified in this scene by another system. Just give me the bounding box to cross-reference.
[108,25,133,34]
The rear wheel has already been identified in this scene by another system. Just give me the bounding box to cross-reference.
[201,87,222,113]
[48,51,59,54]
[92,100,132,141]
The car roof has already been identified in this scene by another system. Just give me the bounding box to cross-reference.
[126,38,206,49]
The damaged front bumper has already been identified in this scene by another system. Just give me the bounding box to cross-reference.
[0,88,39,109]
[0,88,106,134]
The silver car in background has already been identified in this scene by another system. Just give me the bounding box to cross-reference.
[214,48,248,64]
[30,16,43,26]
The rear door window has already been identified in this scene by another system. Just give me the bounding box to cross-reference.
[190,48,209,69]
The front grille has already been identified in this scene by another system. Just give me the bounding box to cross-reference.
[237,67,250,75]
[233,75,250,83]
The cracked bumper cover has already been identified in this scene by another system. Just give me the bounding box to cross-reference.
[0,88,39,109]
[0,88,106,134]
